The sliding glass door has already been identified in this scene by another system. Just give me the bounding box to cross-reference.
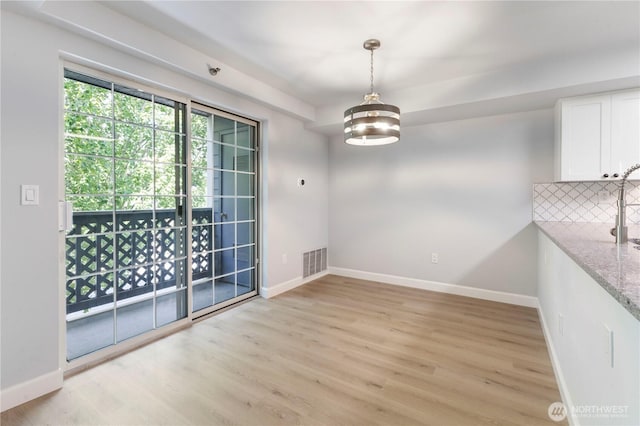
[190,105,258,314]
[63,70,189,360]
[63,68,259,361]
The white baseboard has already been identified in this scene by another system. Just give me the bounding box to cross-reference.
[328,267,539,308]
[1,368,63,412]
[536,302,578,426]
[261,270,330,299]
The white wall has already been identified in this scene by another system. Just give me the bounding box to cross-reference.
[264,119,329,287]
[1,10,62,398]
[329,109,554,297]
[0,9,328,400]
[538,232,640,426]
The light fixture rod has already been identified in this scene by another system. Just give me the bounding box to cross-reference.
[369,48,374,94]
[363,39,380,94]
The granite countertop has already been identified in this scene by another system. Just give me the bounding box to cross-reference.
[535,221,640,321]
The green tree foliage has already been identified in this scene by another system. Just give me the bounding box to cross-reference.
[190,111,210,206]
[64,78,191,211]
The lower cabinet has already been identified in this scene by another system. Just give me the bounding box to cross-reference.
[537,232,639,426]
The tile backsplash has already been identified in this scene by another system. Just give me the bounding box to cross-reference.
[533,181,640,223]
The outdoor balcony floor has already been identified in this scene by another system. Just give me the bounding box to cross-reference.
[67,282,251,360]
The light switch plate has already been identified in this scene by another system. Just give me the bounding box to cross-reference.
[21,184,39,205]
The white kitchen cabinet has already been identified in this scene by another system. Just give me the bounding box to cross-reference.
[611,90,640,173]
[555,89,640,181]
[537,232,640,425]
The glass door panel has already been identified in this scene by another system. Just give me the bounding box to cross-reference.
[191,106,258,314]
[64,70,188,360]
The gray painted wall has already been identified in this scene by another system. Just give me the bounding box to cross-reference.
[328,109,554,296]
[1,10,328,391]
[1,11,63,392]
[264,118,329,286]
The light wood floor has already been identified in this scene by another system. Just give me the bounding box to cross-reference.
[2,275,566,425]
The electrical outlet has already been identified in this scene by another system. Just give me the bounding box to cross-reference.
[558,314,564,337]
[597,190,610,205]
[604,325,614,368]
[431,253,439,264]
[282,254,288,264]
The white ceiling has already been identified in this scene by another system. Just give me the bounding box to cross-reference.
[103,1,640,108]
[3,0,639,132]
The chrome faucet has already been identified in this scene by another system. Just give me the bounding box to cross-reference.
[611,163,640,244]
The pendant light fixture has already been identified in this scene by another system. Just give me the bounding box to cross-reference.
[344,39,400,146]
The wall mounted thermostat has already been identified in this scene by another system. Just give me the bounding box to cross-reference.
[297,178,305,187]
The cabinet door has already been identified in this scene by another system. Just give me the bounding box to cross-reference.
[610,89,640,175]
[560,95,611,181]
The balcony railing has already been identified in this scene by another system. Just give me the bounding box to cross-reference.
[65,208,212,314]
